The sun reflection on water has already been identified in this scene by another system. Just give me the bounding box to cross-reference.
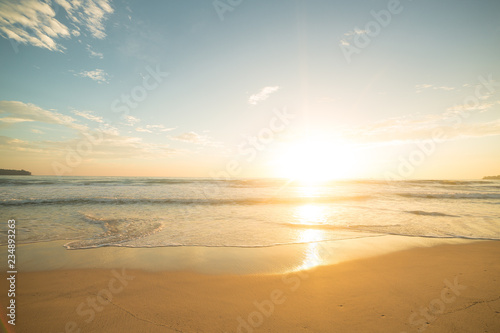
[290,185,335,271]
[295,223,328,271]
[294,204,328,225]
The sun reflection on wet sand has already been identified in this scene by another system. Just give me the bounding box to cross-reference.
[296,231,326,270]
[294,204,330,270]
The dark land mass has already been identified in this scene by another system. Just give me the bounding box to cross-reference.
[0,169,31,175]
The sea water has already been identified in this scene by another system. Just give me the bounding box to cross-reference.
[1,176,499,250]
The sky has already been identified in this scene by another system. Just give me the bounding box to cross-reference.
[0,0,499,179]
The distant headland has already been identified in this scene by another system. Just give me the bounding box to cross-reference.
[0,169,31,175]
[483,175,500,180]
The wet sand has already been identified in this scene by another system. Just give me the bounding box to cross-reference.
[4,240,500,332]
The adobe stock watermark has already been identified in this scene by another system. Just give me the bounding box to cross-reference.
[213,0,244,21]
[235,241,335,332]
[58,268,134,333]
[51,65,169,176]
[402,276,466,332]
[200,106,295,198]
[235,269,309,333]
[110,65,169,118]
[339,0,406,64]
[384,74,499,182]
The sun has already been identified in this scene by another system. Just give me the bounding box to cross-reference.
[271,137,359,183]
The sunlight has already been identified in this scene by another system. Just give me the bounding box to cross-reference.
[298,242,323,270]
[294,208,328,270]
[294,204,328,225]
[272,137,359,183]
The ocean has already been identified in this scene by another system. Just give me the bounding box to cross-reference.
[1,176,499,250]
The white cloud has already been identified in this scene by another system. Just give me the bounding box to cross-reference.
[416,84,456,93]
[0,0,113,52]
[72,110,103,123]
[86,44,103,58]
[0,100,85,130]
[135,127,152,133]
[0,117,34,124]
[446,102,495,114]
[339,28,369,47]
[0,132,178,160]
[171,131,210,145]
[75,69,109,83]
[54,0,113,39]
[0,101,181,164]
[344,112,500,145]
[339,39,350,46]
[344,28,369,37]
[100,123,119,136]
[0,0,70,51]
[134,124,176,134]
[144,124,176,132]
[145,124,164,129]
[248,86,280,105]
[123,115,140,126]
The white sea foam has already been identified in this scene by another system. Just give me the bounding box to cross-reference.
[1,176,499,249]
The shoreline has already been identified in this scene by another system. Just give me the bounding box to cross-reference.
[3,240,499,332]
[1,235,482,274]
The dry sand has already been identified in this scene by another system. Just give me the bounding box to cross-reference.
[4,240,500,332]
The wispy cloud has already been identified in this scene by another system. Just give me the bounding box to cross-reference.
[339,28,369,47]
[135,127,152,133]
[171,131,208,144]
[75,69,109,83]
[0,0,113,52]
[123,115,140,126]
[72,110,104,123]
[248,86,280,105]
[55,0,114,39]
[0,101,179,162]
[446,101,497,114]
[0,100,85,131]
[415,84,456,93]
[170,131,221,147]
[0,132,178,160]
[0,0,70,51]
[135,124,176,134]
[0,117,35,125]
[86,44,103,58]
[344,112,500,145]
[146,124,176,132]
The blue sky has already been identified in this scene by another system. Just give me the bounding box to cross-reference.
[0,0,499,179]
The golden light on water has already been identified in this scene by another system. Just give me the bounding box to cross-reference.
[298,241,323,270]
[295,204,327,225]
[294,206,328,270]
[296,184,322,198]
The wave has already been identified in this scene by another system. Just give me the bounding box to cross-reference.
[64,214,163,250]
[404,210,459,217]
[0,195,371,206]
[275,221,500,241]
[396,193,500,199]
[402,180,493,186]
[2,177,496,187]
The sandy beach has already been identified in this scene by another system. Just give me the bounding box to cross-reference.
[5,240,500,333]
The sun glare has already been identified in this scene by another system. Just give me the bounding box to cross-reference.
[272,137,359,183]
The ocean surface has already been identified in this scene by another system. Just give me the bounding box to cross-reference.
[0,176,499,250]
